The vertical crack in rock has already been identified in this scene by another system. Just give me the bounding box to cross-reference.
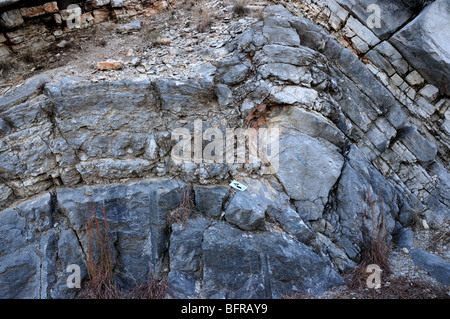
[150,80,163,112]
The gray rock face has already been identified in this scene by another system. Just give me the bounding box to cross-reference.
[0,179,190,298]
[167,217,210,298]
[263,16,300,47]
[194,185,229,218]
[410,249,450,286]
[0,9,23,29]
[424,162,450,227]
[395,228,414,249]
[336,0,415,39]
[0,0,22,9]
[269,128,344,221]
[400,127,437,163]
[390,0,450,95]
[224,178,284,231]
[327,145,403,259]
[56,179,188,290]
[154,77,215,114]
[200,222,343,298]
[1,3,449,299]
[0,193,55,299]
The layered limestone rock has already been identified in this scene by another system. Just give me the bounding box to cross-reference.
[0,4,449,298]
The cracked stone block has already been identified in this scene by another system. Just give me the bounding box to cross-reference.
[214,83,233,106]
[415,96,437,117]
[405,70,425,87]
[342,26,356,38]
[0,9,24,29]
[336,0,415,40]
[351,36,369,54]
[263,17,300,47]
[375,41,409,75]
[365,49,396,76]
[328,0,349,21]
[405,87,416,100]
[345,16,379,47]
[367,123,390,152]
[401,127,437,163]
[271,86,318,105]
[390,73,404,87]
[194,185,229,218]
[419,84,440,102]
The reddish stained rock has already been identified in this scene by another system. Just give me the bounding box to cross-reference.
[96,60,124,70]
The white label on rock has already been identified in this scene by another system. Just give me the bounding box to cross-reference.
[229,180,247,191]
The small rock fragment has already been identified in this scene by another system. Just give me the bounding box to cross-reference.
[96,60,124,70]
[154,38,171,45]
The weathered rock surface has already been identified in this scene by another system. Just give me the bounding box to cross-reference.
[193,185,229,219]
[410,249,450,286]
[336,0,416,39]
[390,0,450,95]
[0,3,449,299]
[326,145,413,260]
[0,179,189,298]
[224,178,285,231]
[199,222,343,298]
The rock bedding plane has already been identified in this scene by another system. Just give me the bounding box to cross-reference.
[0,0,449,299]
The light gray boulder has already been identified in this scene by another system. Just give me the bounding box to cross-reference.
[0,9,23,29]
[224,178,285,231]
[116,20,141,33]
[269,129,344,221]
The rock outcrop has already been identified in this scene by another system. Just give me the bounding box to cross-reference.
[0,3,449,298]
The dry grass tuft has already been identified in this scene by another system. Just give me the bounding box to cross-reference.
[428,221,450,251]
[380,276,449,299]
[0,60,15,80]
[232,0,249,17]
[77,202,123,299]
[167,187,195,228]
[21,50,36,64]
[194,6,212,33]
[127,273,169,299]
[36,78,48,94]
[348,189,390,289]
